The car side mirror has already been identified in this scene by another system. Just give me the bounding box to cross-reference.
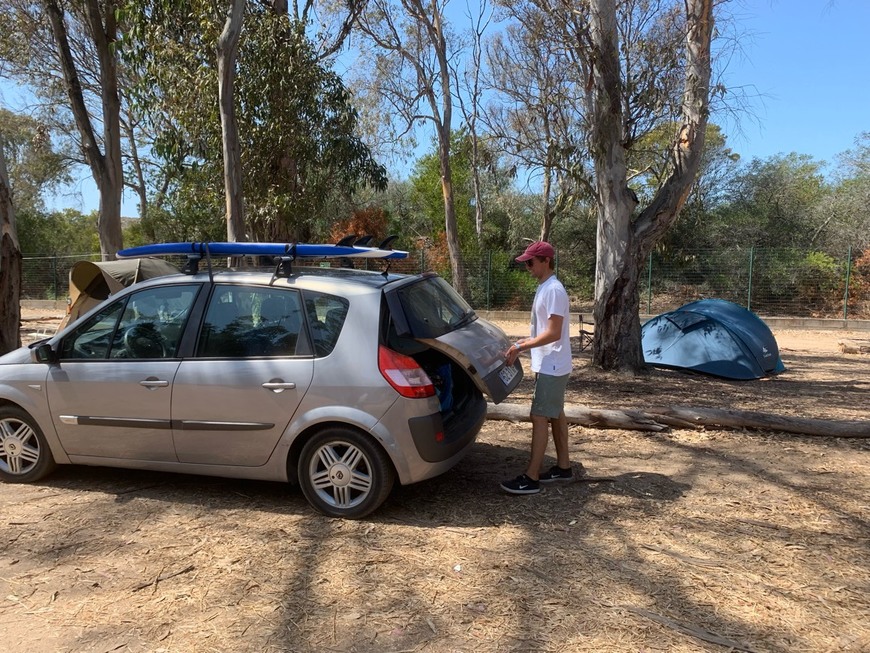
[31,343,58,364]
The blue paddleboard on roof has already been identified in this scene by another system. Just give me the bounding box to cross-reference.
[116,241,408,260]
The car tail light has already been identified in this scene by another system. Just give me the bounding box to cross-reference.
[378,345,435,399]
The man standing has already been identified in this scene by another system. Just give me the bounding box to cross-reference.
[501,241,575,495]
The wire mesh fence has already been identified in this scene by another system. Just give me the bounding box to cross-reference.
[21,253,101,303]
[21,245,868,320]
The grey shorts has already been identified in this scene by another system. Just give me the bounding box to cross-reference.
[530,373,570,419]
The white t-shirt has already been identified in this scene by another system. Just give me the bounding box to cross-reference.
[529,274,572,376]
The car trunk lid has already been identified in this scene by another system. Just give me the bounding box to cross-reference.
[384,273,523,404]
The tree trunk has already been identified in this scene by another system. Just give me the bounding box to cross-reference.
[0,144,22,355]
[46,0,124,260]
[89,0,124,260]
[217,0,246,244]
[427,6,469,299]
[438,128,469,299]
[123,118,149,221]
[487,403,870,438]
[587,0,713,372]
[587,0,641,371]
[540,165,552,242]
[470,133,484,243]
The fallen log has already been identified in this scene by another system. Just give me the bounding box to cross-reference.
[486,402,669,432]
[486,403,870,438]
[645,405,870,438]
[838,338,870,354]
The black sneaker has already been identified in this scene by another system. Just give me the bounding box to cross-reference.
[539,465,573,483]
[500,474,541,495]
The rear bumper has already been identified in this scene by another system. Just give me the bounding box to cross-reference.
[409,395,486,463]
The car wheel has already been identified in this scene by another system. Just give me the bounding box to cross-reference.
[298,427,395,519]
[0,406,57,483]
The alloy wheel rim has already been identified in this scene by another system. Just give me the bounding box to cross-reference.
[0,418,41,475]
[308,441,373,510]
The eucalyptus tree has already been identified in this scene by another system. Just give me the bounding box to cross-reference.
[0,136,21,354]
[632,122,740,253]
[217,0,246,242]
[353,0,471,299]
[484,4,586,242]
[584,0,716,371]
[819,132,870,252]
[489,0,716,370]
[487,0,701,252]
[126,1,385,242]
[0,109,73,214]
[0,0,125,259]
[455,0,491,242]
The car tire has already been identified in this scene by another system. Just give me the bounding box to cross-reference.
[298,427,395,519]
[0,406,57,483]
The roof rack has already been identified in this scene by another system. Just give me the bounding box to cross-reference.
[116,240,407,280]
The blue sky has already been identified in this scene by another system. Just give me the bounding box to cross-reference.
[721,0,870,165]
[2,0,868,214]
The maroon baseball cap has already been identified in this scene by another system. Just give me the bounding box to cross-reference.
[516,241,555,262]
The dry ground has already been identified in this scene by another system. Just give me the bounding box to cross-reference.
[1,311,868,652]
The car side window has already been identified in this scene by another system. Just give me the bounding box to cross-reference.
[303,292,349,357]
[197,286,305,358]
[60,285,199,360]
[59,300,125,359]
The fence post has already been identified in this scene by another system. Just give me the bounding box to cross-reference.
[843,246,852,321]
[747,247,754,311]
[52,255,58,300]
[486,250,492,311]
[646,253,652,314]
[420,248,425,273]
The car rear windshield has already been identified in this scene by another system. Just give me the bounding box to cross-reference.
[392,276,476,339]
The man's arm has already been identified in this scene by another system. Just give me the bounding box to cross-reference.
[504,313,564,365]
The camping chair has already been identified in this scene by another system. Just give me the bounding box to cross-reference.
[578,314,593,352]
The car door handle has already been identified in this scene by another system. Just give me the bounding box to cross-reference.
[262,381,296,392]
[140,379,170,388]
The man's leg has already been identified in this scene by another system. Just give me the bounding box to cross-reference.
[550,410,570,468]
[525,414,550,480]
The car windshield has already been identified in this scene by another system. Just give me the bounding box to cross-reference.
[394,276,476,339]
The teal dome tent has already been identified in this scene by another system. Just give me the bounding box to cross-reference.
[641,299,786,380]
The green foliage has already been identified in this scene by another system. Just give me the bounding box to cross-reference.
[794,251,843,312]
[17,208,99,255]
[0,110,73,214]
[710,154,828,249]
[468,250,538,310]
[122,2,385,242]
[746,249,845,315]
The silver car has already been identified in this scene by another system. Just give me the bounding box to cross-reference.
[0,263,522,518]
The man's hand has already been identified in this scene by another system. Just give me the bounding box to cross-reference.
[503,314,564,365]
[504,339,526,365]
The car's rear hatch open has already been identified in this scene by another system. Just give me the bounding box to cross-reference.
[384,273,523,404]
